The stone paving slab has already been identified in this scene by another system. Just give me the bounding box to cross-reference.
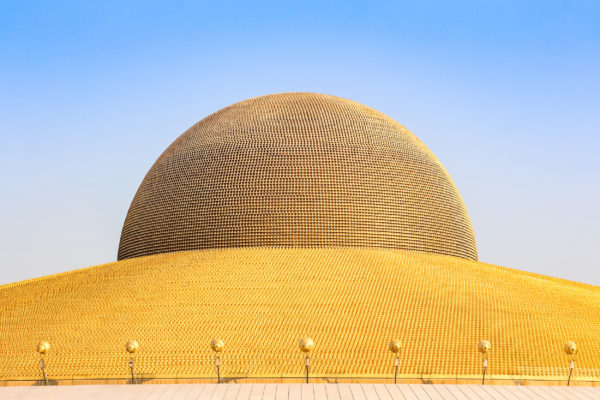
[1,383,599,400]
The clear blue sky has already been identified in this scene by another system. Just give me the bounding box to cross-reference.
[1,1,598,285]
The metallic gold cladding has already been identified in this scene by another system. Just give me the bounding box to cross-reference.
[118,93,477,260]
[1,248,599,380]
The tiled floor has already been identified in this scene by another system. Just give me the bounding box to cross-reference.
[1,384,599,400]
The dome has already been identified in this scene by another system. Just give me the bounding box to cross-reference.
[118,93,477,260]
[4,93,600,385]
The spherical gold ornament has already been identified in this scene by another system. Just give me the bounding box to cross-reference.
[564,341,577,356]
[125,340,139,354]
[478,340,491,354]
[389,339,401,353]
[211,339,224,352]
[299,337,314,353]
[36,341,50,355]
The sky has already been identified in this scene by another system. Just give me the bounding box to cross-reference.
[0,1,598,286]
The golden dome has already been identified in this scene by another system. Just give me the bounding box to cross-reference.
[118,93,477,260]
[2,93,599,385]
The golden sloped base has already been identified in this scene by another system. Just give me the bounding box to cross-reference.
[1,248,599,380]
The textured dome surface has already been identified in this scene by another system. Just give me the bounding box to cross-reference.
[2,249,600,380]
[118,93,477,260]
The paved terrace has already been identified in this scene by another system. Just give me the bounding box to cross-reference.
[2,383,600,400]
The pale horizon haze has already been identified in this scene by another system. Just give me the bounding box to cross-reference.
[1,1,598,285]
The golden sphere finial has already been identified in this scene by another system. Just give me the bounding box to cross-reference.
[299,337,315,353]
[389,339,401,354]
[211,339,224,352]
[478,340,491,354]
[125,340,139,354]
[36,341,50,355]
[564,341,577,356]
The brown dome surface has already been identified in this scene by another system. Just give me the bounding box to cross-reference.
[118,93,477,260]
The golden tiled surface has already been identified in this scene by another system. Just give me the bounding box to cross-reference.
[1,248,599,380]
[118,93,477,261]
